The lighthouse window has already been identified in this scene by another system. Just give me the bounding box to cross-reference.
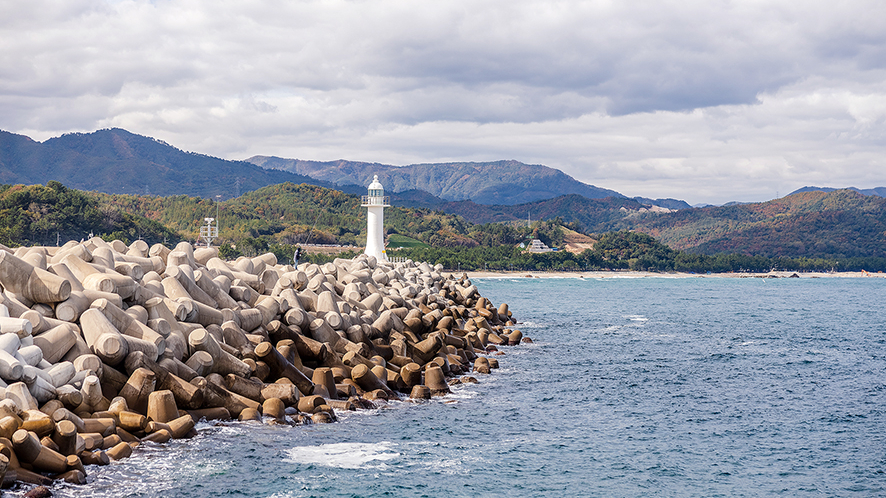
[370,189,383,196]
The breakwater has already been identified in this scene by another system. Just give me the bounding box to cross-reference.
[0,238,523,493]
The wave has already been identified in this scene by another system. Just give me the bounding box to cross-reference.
[283,442,400,469]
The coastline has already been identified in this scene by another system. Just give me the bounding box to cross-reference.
[0,240,523,492]
[465,270,886,279]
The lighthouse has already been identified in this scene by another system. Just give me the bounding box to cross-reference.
[361,175,390,262]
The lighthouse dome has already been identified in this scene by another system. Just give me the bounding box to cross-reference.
[368,175,384,192]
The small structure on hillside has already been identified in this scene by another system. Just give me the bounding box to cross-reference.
[361,175,390,262]
[527,239,553,253]
[200,217,218,247]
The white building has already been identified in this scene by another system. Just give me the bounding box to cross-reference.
[527,239,553,253]
[361,175,390,262]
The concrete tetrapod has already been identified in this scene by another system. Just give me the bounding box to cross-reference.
[254,342,314,396]
[311,368,338,400]
[79,309,129,366]
[201,374,260,418]
[0,252,71,304]
[117,368,156,415]
[350,364,396,398]
[146,390,178,424]
[0,239,525,492]
[188,328,251,378]
[422,365,451,396]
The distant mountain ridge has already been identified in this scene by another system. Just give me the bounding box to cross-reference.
[788,186,886,197]
[245,156,630,206]
[0,128,321,198]
[1,128,693,210]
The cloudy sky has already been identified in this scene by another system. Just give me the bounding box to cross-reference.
[2,1,884,204]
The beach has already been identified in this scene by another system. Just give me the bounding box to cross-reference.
[465,270,885,279]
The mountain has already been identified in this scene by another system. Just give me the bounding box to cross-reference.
[632,197,692,210]
[3,128,691,209]
[5,177,885,264]
[438,188,886,259]
[8,128,881,260]
[245,156,625,205]
[0,128,320,199]
[425,194,649,228]
[0,131,43,185]
[788,186,886,197]
[629,189,886,258]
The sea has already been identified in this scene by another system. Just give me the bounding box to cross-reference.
[27,275,886,497]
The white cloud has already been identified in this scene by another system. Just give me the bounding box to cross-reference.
[1,0,885,204]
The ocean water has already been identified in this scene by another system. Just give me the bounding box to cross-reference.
[32,276,886,497]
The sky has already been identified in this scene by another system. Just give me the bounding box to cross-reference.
[1,1,884,205]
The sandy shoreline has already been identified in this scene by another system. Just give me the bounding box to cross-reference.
[464,270,886,279]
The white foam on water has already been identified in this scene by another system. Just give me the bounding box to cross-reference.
[284,442,400,469]
[397,441,488,474]
[625,314,648,322]
[597,325,623,333]
[446,387,479,400]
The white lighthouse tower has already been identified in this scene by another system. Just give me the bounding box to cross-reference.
[361,175,390,262]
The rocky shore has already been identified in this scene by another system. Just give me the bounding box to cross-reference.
[0,238,524,494]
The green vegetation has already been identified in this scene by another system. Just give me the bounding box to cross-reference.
[392,231,886,273]
[387,234,429,248]
[97,182,480,251]
[0,181,178,247]
[3,128,885,263]
[2,181,885,274]
[408,189,886,261]
[624,190,886,258]
[96,182,577,255]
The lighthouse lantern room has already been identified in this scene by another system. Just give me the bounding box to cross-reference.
[361,175,390,262]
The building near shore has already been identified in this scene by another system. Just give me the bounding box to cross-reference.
[527,239,553,253]
[361,175,390,262]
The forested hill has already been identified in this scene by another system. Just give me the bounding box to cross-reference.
[95,182,484,249]
[403,193,649,229]
[3,180,886,269]
[0,181,177,246]
[630,189,886,258]
[0,128,319,199]
[1,126,884,261]
[407,188,886,259]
